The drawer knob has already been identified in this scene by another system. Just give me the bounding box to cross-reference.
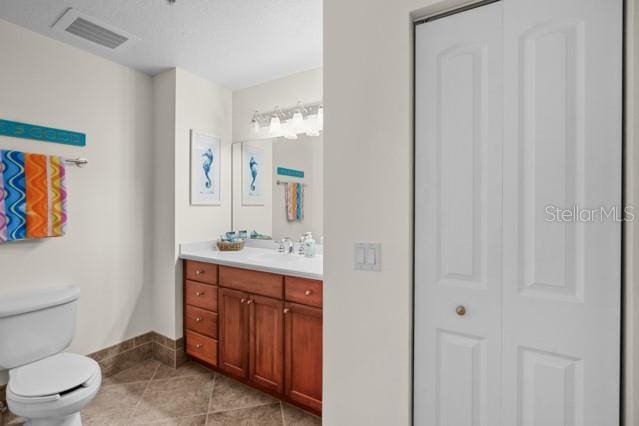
[196,344,203,349]
[195,317,203,322]
[240,298,246,304]
[456,305,466,316]
[196,291,204,296]
[283,308,290,314]
[246,299,253,305]
[195,270,204,275]
[305,290,313,296]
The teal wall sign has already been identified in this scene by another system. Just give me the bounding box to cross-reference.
[277,167,304,178]
[0,119,86,147]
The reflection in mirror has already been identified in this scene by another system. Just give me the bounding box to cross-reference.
[232,134,323,243]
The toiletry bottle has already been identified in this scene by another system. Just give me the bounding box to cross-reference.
[303,232,316,258]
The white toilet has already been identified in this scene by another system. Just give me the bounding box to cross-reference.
[0,286,101,426]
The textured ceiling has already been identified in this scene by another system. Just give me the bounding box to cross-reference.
[0,0,322,90]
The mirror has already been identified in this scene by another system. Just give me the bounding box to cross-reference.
[231,135,323,243]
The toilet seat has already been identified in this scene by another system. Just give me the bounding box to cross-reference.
[8,353,100,399]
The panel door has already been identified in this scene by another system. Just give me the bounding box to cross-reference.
[414,2,504,425]
[219,287,249,379]
[248,294,284,393]
[284,302,323,413]
[501,0,622,425]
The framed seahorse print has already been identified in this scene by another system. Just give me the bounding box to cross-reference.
[190,130,221,205]
[242,142,264,206]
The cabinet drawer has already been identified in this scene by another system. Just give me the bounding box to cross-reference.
[185,260,218,285]
[185,305,218,339]
[285,277,323,308]
[185,280,218,311]
[186,330,218,366]
[219,266,283,299]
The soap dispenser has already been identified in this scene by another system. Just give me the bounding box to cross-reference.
[303,232,316,258]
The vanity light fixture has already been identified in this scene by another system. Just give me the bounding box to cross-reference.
[249,101,323,141]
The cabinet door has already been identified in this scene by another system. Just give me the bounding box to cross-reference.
[284,302,322,413]
[249,294,284,393]
[219,288,249,379]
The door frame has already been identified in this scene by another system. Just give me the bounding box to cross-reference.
[410,0,633,424]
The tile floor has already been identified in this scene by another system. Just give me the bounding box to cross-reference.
[1,360,321,425]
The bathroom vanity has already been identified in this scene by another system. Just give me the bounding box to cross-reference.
[180,243,323,415]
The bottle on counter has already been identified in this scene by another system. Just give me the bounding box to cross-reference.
[303,232,316,258]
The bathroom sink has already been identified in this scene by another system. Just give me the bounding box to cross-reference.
[251,252,303,263]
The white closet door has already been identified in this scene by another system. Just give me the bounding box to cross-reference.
[414,3,504,425]
[501,0,622,425]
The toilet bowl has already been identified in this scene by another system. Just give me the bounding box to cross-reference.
[0,286,102,425]
[7,353,101,426]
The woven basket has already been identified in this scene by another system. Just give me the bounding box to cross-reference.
[217,240,245,251]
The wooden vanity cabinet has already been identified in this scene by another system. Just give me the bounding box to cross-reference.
[183,261,322,415]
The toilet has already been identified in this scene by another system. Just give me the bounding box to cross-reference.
[0,286,101,426]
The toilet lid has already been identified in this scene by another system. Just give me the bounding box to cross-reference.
[9,353,100,398]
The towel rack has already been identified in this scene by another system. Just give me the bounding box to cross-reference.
[64,157,88,167]
[276,179,306,186]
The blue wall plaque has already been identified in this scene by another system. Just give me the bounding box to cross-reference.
[0,119,86,147]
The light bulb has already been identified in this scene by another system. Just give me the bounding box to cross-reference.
[269,114,281,135]
[291,111,304,133]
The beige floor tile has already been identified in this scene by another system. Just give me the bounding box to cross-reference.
[281,403,321,426]
[208,375,277,414]
[206,403,283,426]
[133,414,208,425]
[81,381,147,424]
[152,361,214,381]
[103,359,161,385]
[132,374,214,423]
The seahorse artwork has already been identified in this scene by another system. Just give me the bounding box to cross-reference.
[202,148,214,189]
[249,156,258,192]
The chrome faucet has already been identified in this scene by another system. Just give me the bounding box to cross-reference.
[281,237,294,254]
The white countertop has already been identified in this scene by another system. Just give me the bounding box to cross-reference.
[179,241,323,280]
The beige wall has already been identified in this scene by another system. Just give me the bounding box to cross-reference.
[0,20,154,381]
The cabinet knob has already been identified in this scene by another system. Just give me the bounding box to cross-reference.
[283,308,290,314]
[240,298,246,304]
[196,291,204,297]
[304,290,313,296]
[247,299,253,305]
[196,344,203,349]
[456,305,466,316]
[195,317,203,322]
[195,270,204,275]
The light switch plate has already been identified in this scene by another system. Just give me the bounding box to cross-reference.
[354,242,381,271]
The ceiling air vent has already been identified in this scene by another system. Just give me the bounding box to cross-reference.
[52,9,140,51]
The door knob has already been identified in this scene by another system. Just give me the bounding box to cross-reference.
[196,344,203,349]
[195,317,203,322]
[283,308,290,314]
[247,299,253,305]
[305,290,313,296]
[195,291,204,296]
[240,298,246,304]
[195,270,204,275]
[456,305,466,316]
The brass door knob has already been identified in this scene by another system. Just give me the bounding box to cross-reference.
[305,290,313,296]
[195,317,203,322]
[283,308,290,314]
[456,305,466,316]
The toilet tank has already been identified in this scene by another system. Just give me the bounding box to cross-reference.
[0,286,80,369]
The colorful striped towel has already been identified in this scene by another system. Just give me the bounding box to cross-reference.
[285,182,304,222]
[0,150,67,243]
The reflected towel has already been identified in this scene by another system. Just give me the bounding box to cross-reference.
[285,182,304,222]
[0,150,66,242]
